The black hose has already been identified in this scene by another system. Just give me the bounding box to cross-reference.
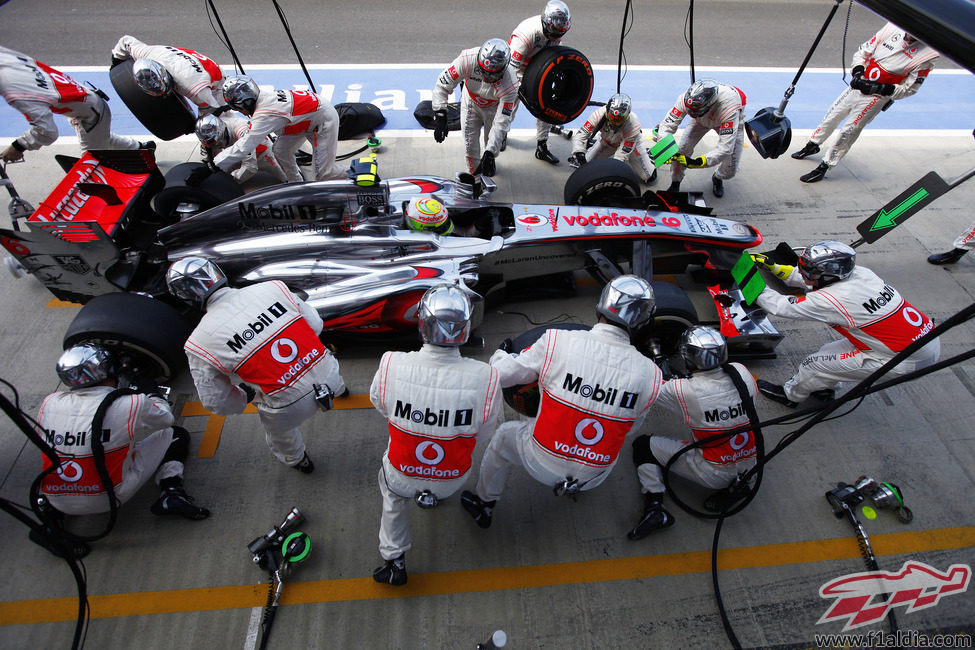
[271,0,316,90]
[205,0,245,75]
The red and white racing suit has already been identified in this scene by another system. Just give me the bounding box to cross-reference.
[213,87,344,183]
[756,265,941,402]
[811,24,939,168]
[371,344,502,560]
[657,82,746,185]
[37,387,182,515]
[207,115,287,183]
[636,364,757,494]
[184,282,345,467]
[950,222,975,252]
[509,14,562,142]
[0,45,140,152]
[432,47,519,175]
[111,35,223,112]
[572,105,655,182]
[473,323,663,502]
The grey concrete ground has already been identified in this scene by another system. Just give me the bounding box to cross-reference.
[0,127,973,649]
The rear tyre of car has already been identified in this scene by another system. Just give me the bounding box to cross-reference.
[518,46,594,125]
[109,59,197,140]
[151,162,244,223]
[563,158,641,206]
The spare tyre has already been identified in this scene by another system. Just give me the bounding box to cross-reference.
[563,158,641,206]
[110,59,197,140]
[518,46,593,125]
[151,162,244,223]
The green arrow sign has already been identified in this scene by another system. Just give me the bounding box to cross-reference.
[870,187,929,231]
[856,171,950,244]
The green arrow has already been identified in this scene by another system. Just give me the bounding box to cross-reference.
[870,188,929,231]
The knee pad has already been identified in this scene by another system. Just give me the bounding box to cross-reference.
[631,434,661,467]
[164,426,190,463]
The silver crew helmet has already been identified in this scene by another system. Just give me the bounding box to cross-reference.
[798,240,856,288]
[195,114,231,148]
[56,343,115,389]
[541,0,571,40]
[596,274,655,332]
[222,75,260,115]
[679,326,728,372]
[417,283,473,346]
[606,92,632,126]
[132,58,173,97]
[683,78,719,117]
[477,39,511,83]
[166,257,228,308]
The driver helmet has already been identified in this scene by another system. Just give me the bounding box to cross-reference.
[606,93,632,127]
[541,0,571,40]
[195,114,231,149]
[477,39,511,83]
[132,58,173,97]
[797,240,856,288]
[683,78,720,118]
[596,274,655,332]
[406,197,453,235]
[56,343,115,390]
[222,76,260,116]
[417,283,472,346]
[166,257,228,308]
[679,325,728,372]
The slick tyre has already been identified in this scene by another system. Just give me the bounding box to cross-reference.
[151,162,243,223]
[632,282,699,362]
[501,323,590,416]
[63,293,194,383]
[109,59,196,140]
[518,46,594,125]
[563,158,641,206]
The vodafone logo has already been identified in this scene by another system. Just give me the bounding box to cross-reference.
[729,432,750,450]
[574,418,604,445]
[270,337,299,363]
[57,460,84,483]
[415,441,446,466]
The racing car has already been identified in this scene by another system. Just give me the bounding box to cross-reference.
[1,150,781,382]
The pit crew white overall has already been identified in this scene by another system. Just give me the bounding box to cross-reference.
[509,14,563,142]
[810,24,938,168]
[185,282,345,467]
[951,222,975,252]
[209,115,287,183]
[111,35,223,112]
[635,364,757,494]
[432,47,519,175]
[37,387,181,515]
[0,46,140,152]
[657,83,745,184]
[371,344,502,560]
[213,88,344,183]
[756,266,941,402]
[473,324,662,502]
[572,105,655,182]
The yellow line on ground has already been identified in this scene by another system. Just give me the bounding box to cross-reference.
[45,298,82,308]
[2,526,972,626]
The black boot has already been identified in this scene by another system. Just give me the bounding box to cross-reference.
[800,162,829,183]
[927,248,968,265]
[790,141,820,160]
[535,140,559,165]
[711,175,724,198]
[666,181,681,193]
[373,554,407,586]
[757,380,797,408]
[461,490,496,529]
[292,451,315,474]
[627,493,674,540]
[151,486,210,520]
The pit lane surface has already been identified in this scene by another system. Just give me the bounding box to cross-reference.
[1,2,974,648]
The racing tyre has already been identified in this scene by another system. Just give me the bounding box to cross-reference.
[633,282,699,371]
[518,46,594,125]
[109,59,196,140]
[63,293,194,383]
[563,158,641,206]
[501,323,590,416]
[151,162,243,223]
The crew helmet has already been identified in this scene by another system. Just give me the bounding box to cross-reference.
[56,343,115,389]
[683,78,719,118]
[679,326,728,372]
[541,0,572,40]
[596,274,655,331]
[132,58,173,97]
[606,93,632,126]
[417,283,472,346]
[798,240,856,288]
[406,197,452,235]
[166,257,228,308]
[477,39,511,83]
[222,76,260,115]
[195,114,231,148]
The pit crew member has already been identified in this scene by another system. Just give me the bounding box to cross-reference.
[927,221,974,265]
[191,113,287,184]
[570,92,656,184]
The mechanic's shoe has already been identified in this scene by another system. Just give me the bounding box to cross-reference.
[535,140,559,165]
[461,490,495,529]
[373,554,407,586]
[151,487,210,520]
[927,248,968,265]
[800,162,829,183]
[627,494,675,540]
[338,387,351,399]
[666,181,681,193]
[138,140,157,152]
[811,388,836,402]
[757,380,797,408]
[790,141,820,160]
[292,452,315,474]
[711,175,724,198]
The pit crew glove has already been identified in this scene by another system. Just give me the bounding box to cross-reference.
[474,150,496,176]
[685,155,707,169]
[433,110,448,143]
[238,382,256,404]
[185,165,214,187]
[569,152,587,168]
[750,253,794,280]
[110,55,125,68]
[851,65,865,79]
[878,82,896,96]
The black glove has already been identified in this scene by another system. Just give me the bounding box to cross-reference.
[475,150,496,177]
[499,338,514,353]
[851,65,865,78]
[433,110,448,143]
[878,83,896,96]
[238,382,256,404]
[110,55,125,68]
[686,156,707,169]
[185,165,214,187]
[851,76,882,95]
[571,152,587,167]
